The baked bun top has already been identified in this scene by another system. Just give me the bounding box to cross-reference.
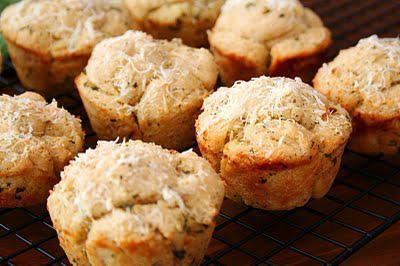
[314,35,400,125]
[49,140,224,239]
[197,77,352,169]
[124,0,224,27]
[219,0,320,37]
[1,0,136,57]
[0,92,84,176]
[210,0,330,61]
[80,30,217,113]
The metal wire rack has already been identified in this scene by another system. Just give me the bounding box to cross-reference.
[1,0,400,265]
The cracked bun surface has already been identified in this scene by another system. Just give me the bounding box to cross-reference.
[209,0,331,86]
[76,30,218,150]
[0,0,137,96]
[0,92,84,207]
[124,0,225,47]
[314,35,400,155]
[196,77,352,210]
[47,140,225,266]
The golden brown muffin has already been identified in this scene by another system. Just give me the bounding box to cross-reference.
[76,30,218,150]
[196,77,352,210]
[124,0,225,47]
[209,0,331,86]
[47,140,225,266]
[0,0,137,96]
[0,92,84,208]
[314,35,400,155]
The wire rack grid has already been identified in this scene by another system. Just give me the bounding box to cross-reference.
[1,0,400,265]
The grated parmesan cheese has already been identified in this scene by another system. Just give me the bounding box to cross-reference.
[0,93,83,172]
[56,140,223,231]
[315,35,400,119]
[197,77,352,158]
[1,0,133,57]
[85,30,207,108]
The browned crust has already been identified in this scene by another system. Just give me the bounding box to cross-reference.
[0,191,47,207]
[197,125,347,210]
[143,19,211,48]
[269,35,332,80]
[219,147,344,210]
[3,36,92,60]
[352,109,400,126]
[348,118,400,155]
[221,157,319,210]
[196,128,316,172]
[80,219,216,265]
[5,38,90,96]
[212,32,332,86]
[0,175,56,208]
[312,144,346,198]
[269,44,331,83]
[314,73,400,155]
[77,72,208,150]
[194,122,226,172]
[1,151,56,207]
[145,16,211,31]
[352,115,400,130]
[224,151,314,171]
[75,73,142,141]
[196,139,222,172]
[211,44,264,86]
[313,74,400,124]
[121,239,159,257]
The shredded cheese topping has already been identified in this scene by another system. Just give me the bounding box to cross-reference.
[84,30,215,110]
[315,35,400,119]
[1,0,134,56]
[0,93,82,172]
[197,77,352,160]
[53,140,224,237]
[199,77,337,132]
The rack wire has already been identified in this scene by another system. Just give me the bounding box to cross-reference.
[1,0,400,265]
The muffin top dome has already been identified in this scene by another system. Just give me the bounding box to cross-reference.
[221,0,310,38]
[196,77,352,169]
[125,0,224,27]
[49,140,224,239]
[0,0,136,57]
[81,30,217,111]
[314,35,400,124]
[0,92,84,175]
[216,0,322,38]
[212,0,330,49]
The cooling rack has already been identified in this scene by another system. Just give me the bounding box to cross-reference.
[1,0,400,265]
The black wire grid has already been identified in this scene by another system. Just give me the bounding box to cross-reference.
[1,0,400,265]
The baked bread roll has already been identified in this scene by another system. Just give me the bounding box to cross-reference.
[48,140,224,266]
[124,0,225,47]
[76,30,218,150]
[0,92,84,207]
[314,35,400,155]
[209,0,332,86]
[0,0,137,96]
[196,77,352,210]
